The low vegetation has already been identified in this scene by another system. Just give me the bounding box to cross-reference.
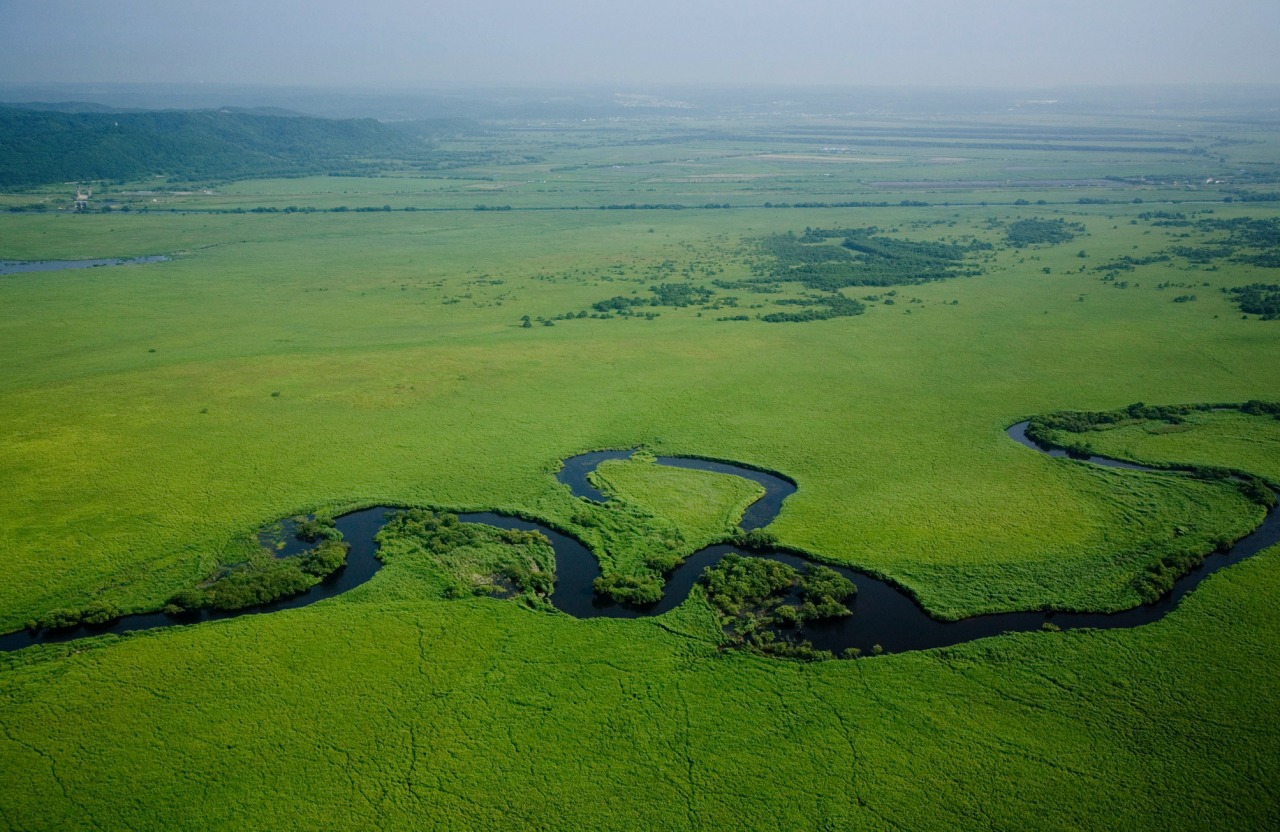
[24,599,122,632]
[587,455,762,564]
[1004,217,1083,247]
[375,509,554,602]
[1026,401,1280,461]
[1089,215,1280,313]
[566,456,766,603]
[1025,401,1213,450]
[1198,216,1280,268]
[166,515,349,612]
[745,226,983,291]
[700,554,856,660]
[759,292,865,323]
[1227,284,1280,319]
[2,98,1280,830]
[1025,403,1280,600]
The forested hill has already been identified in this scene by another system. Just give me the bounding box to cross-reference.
[0,107,429,186]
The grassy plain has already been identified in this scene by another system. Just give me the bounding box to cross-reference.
[1061,410,1280,485]
[591,456,763,546]
[2,101,1280,828]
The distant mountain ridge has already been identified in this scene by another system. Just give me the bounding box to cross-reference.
[0,107,428,187]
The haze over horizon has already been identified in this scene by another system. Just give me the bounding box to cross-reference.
[2,0,1278,91]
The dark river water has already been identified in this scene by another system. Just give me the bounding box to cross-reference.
[0,256,170,275]
[3,426,1277,655]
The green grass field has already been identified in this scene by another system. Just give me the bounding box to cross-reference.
[2,107,1279,829]
[592,456,762,543]
[1057,410,1280,484]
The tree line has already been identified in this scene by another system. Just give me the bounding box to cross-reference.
[0,107,433,187]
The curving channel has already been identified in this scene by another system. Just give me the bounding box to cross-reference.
[3,426,1278,655]
[0,256,170,276]
[554,449,797,532]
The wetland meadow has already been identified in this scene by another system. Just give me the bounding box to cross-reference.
[1,88,1279,829]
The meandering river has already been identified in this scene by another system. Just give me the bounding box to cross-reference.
[3,425,1277,655]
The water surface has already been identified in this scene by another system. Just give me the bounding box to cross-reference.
[0,256,169,276]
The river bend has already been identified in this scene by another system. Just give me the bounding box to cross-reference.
[3,424,1276,655]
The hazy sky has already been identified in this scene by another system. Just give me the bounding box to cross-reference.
[2,0,1278,89]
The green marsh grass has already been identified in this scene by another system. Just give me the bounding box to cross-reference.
[590,455,763,547]
[2,110,1280,828]
[2,204,1279,628]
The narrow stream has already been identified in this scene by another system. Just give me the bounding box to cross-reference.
[0,256,170,275]
[534,432,1280,653]
[0,508,391,653]
[3,425,1277,655]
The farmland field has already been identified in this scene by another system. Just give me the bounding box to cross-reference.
[2,94,1279,829]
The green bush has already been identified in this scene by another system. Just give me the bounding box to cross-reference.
[203,565,315,611]
[168,588,210,611]
[736,529,778,550]
[1134,550,1204,604]
[698,555,858,660]
[28,599,123,631]
[80,600,122,626]
[592,573,663,605]
[1005,218,1082,247]
[167,520,351,612]
[35,608,84,630]
[376,509,555,601]
[301,539,350,576]
[1237,476,1278,508]
[294,513,340,543]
